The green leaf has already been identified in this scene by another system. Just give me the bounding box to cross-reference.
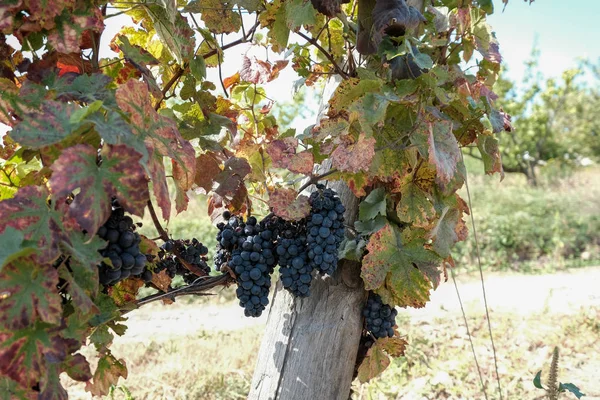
[189,56,207,81]
[69,100,103,124]
[9,101,87,149]
[259,0,290,52]
[357,341,391,383]
[62,353,93,382]
[339,237,368,261]
[533,370,544,389]
[115,35,160,66]
[359,188,387,221]
[0,257,62,330]
[329,78,384,115]
[144,6,195,64]
[86,111,149,163]
[477,0,494,14]
[361,223,442,307]
[355,215,388,235]
[0,227,33,272]
[187,0,242,34]
[559,383,585,399]
[286,0,317,31]
[413,52,434,70]
[397,182,436,227]
[0,186,64,263]
[477,134,503,176]
[49,143,149,236]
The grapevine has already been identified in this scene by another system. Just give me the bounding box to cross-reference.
[0,0,509,395]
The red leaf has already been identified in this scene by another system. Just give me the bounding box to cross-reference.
[62,353,92,382]
[49,143,149,235]
[0,325,69,391]
[115,79,195,220]
[214,157,251,199]
[223,72,240,89]
[331,134,376,173]
[266,138,314,175]
[194,153,222,194]
[269,188,311,221]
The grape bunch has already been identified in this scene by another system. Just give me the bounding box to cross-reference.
[146,239,210,284]
[306,185,346,276]
[97,205,146,286]
[363,292,397,339]
[276,222,312,297]
[214,211,245,271]
[228,215,277,317]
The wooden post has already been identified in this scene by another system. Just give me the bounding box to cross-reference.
[248,174,365,400]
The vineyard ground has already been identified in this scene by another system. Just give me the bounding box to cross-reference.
[63,266,600,400]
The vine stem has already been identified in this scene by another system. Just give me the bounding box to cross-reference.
[147,199,169,242]
[298,168,339,193]
[153,21,259,111]
[295,31,350,80]
[128,273,234,312]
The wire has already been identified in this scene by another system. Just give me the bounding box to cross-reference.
[461,152,504,400]
[450,267,488,400]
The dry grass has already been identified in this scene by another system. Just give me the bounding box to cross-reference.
[64,302,600,400]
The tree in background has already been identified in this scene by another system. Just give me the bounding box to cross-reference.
[478,48,600,185]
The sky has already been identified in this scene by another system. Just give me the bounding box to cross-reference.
[2,0,600,137]
[487,0,600,84]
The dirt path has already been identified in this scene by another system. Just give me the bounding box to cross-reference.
[121,266,600,342]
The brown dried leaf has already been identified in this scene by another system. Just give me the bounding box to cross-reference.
[269,188,311,221]
[330,134,376,173]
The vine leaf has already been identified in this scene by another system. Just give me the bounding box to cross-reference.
[379,336,407,357]
[425,119,461,185]
[214,157,251,199]
[559,383,585,399]
[240,55,271,84]
[0,323,70,391]
[188,0,242,34]
[108,279,144,307]
[329,78,383,115]
[85,353,128,396]
[259,0,290,52]
[357,342,390,383]
[286,0,317,31]
[115,79,196,220]
[0,186,63,263]
[62,353,93,382]
[331,134,376,173]
[57,264,98,317]
[267,138,314,175]
[9,101,86,149]
[361,223,442,308]
[0,256,62,330]
[477,134,504,177]
[49,143,149,236]
[429,202,469,259]
[194,153,222,194]
[0,227,33,272]
[144,6,195,64]
[358,188,387,221]
[269,188,311,221]
[397,182,436,227]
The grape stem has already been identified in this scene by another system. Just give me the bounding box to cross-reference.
[146,199,169,241]
[129,273,234,311]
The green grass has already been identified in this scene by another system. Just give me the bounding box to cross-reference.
[454,160,600,273]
